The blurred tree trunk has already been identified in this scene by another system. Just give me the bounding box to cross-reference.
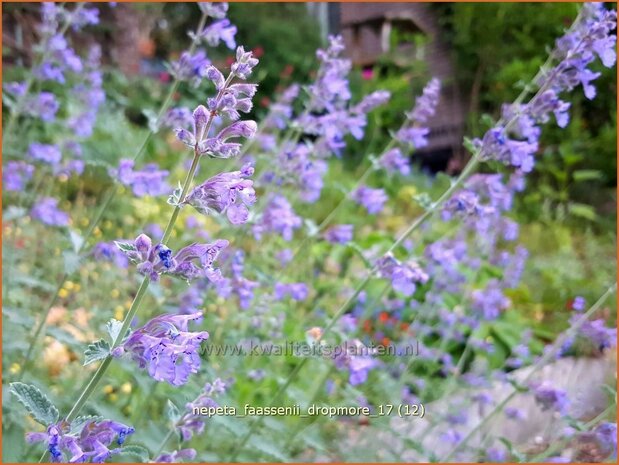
[109,3,159,76]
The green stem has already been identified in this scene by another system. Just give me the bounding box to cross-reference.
[153,428,177,459]
[62,141,204,427]
[440,283,616,462]
[284,366,334,451]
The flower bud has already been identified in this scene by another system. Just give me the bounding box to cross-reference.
[205,65,225,90]
[134,233,152,254]
[218,120,257,142]
[235,98,253,113]
[175,128,196,147]
[193,105,209,142]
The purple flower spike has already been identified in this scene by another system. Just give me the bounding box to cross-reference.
[185,163,256,225]
[111,159,170,197]
[27,419,134,463]
[532,382,570,415]
[380,148,410,176]
[31,197,69,227]
[324,224,354,245]
[118,312,209,386]
[274,282,309,301]
[378,255,429,297]
[199,2,229,18]
[28,143,62,167]
[115,234,228,282]
[353,186,388,215]
[231,46,259,79]
[4,161,35,191]
[406,78,441,124]
[333,339,377,386]
[396,127,430,149]
[254,195,302,241]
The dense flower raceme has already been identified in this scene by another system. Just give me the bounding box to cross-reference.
[257,36,389,206]
[113,312,208,386]
[252,194,302,241]
[110,159,170,197]
[532,382,570,415]
[3,161,35,191]
[26,419,134,463]
[115,233,228,283]
[214,250,259,309]
[377,254,430,298]
[274,282,309,301]
[171,3,237,85]
[324,224,354,245]
[353,186,388,215]
[31,197,70,227]
[174,99,258,159]
[184,162,256,224]
[176,378,228,442]
[476,4,616,173]
[333,339,378,386]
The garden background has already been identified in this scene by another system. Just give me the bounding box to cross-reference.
[2,2,617,463]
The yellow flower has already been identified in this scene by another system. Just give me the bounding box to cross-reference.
[114,306,124,321]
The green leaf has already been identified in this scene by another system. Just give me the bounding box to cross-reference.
[115,444,150,462]
[166,399,181,424]
[115,241,136,254]
[70,415,104,434]
[63,250,82,275]
[568,203,597,221]
[249,435,289,461]
[106,319,124,344]
[413,192,433,210]
[2,206,27,222]
[572,169,603,182]
[84,340,111,366]
[69,230,84,252]
[167,183,183,207]
[304,219,319,237]
[9,383,59,426]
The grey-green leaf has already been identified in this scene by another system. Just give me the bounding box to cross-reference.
[63,250,82,275]
[84,339,111,366]
[115,241,136,254]
[115,444,150,462]
[70,415,104,434]
[106,319,124,344]
[166,399,181,424]
[9,382,59,426]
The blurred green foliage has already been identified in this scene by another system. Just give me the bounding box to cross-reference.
[436,2,617,226]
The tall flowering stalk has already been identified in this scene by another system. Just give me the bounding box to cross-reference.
[12,42,259,461]
[16,2,239,380]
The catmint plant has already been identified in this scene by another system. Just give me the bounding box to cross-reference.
[11,16,260,458]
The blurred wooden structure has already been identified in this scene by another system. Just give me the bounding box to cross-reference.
[311,2,467,171]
